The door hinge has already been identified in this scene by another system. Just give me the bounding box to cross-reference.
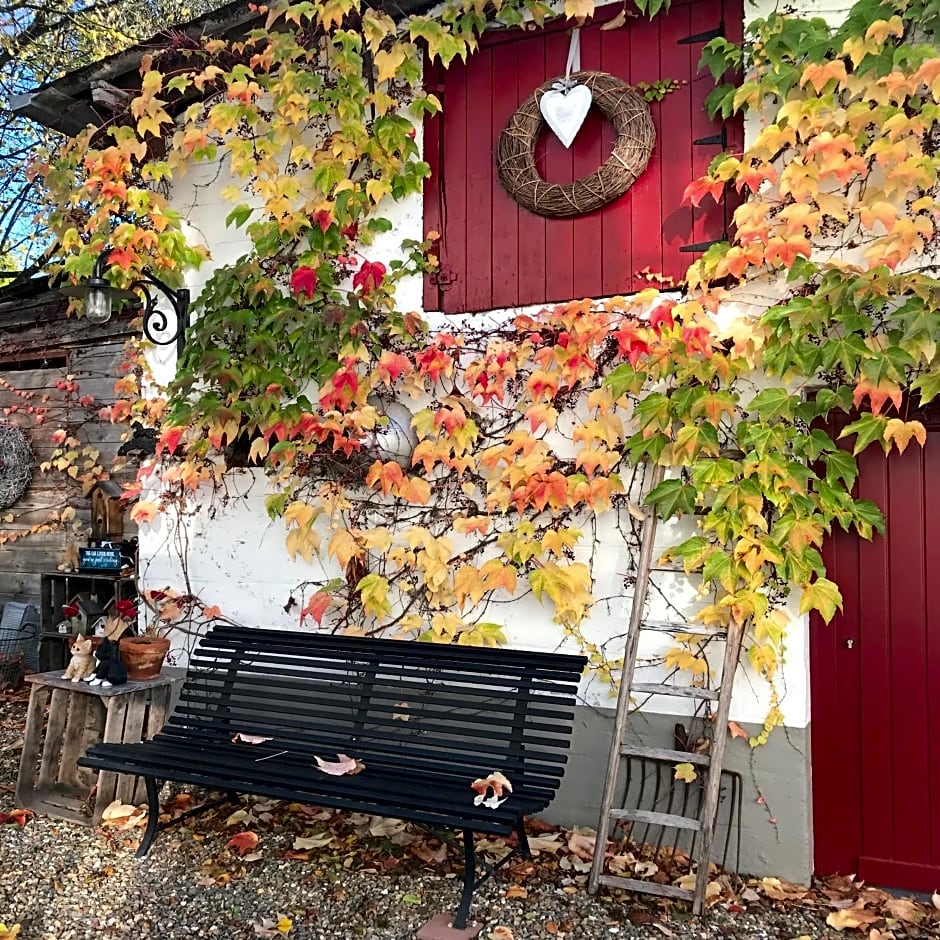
[432,266,458,290]
[678,25,723,45]
[693,128,727,147]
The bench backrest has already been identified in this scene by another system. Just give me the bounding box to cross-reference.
[169,625,586,796]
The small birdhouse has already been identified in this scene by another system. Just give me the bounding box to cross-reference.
[91,480,125,541]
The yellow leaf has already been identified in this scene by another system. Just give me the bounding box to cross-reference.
[396,475,431,504]
[563,0,594,17]
[374,45,407,84]
[826,907,880,930]
[276,915,293,934]
[453,564,485,609]
[0,925,21,939]
[674,762,697,783]
[328,529,363,568]
[883,418,926,455]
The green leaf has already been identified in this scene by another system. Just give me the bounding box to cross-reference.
[645,478,697,519]
[850,498,885,539]
[225,204,253,229]
[838,414,889,455]
[749,387,796,422]
[823,449,858,489]
[799,577,842,623]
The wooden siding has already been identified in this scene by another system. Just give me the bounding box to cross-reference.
[0,290,138,608]
[811,418,940,891]
[424,0,743,314]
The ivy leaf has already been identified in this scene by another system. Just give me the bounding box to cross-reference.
[799,577,843,623]
[645,478,696,519]
[749,387,796,422]
[838,414,889,455]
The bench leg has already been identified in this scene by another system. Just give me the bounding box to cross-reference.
[453,828,476,930]
[515,817,532,860]
[136,776,161,858]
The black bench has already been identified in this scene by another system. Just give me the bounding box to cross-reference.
[79,625,586,927]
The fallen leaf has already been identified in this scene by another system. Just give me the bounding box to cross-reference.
[761,876,810,901]
[0,926,21,940]
[412,841,448,864]
[232,732,273,745]
[634,859,658,878]
[488,928,515,940]
[227,831,260,855]
[869,929,896,940]
[651,924,676,939]
[740,887,760,902]
[101,800,139,822]
[0,737,23,752]
[225,808,255,827]
[566,829,596,861]
[527,834,564,855]
[504,885,528,899]
[293,834,333,850]
[884,897,923,924]
[367,816,407,838]
[471,771,513,808]
[826,907,880,930]
[401,893,422,905]
[728,721,749,739]
[314,753,365,775]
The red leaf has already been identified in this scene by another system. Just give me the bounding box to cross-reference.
[290,265,318,300]
[352,260,386,296]
[312,209,332,233]
[300,590,332,626]
[226,830,259,855]
[158,426,185,456]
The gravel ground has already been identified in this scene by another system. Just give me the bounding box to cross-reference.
[0,688,927,940]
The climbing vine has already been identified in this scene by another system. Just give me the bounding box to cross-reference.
[29,0,940,742]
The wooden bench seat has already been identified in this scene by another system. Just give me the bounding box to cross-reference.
[79,625,586,927]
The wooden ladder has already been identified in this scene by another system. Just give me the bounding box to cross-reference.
[587,464,744,915]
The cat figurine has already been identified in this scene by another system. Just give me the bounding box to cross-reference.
[63,635,96,682]
[84,637,128,688]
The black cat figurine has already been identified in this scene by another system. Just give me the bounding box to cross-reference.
[84,636,128,688]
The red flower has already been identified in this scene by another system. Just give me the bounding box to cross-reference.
[352,260,386,296]
[290,265,318,300]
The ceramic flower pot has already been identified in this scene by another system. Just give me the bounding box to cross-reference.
[118,636,170,681]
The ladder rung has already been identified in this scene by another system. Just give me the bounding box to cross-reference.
[621,745,711,767]
[610,808,703,831]
[641,619,726,637]
[597,874,695,901]
[632,682,720,701]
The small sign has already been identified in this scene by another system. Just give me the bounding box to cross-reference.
[78,547,122,571]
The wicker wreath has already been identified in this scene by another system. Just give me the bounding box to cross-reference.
[497,71,655,218]
[0,424,32,509]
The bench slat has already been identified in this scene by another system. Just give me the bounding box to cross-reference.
[198,626,585,672]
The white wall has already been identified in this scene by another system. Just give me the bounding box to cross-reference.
[141,0,828,728]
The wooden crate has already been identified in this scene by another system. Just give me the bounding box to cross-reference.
[15,672,172,824]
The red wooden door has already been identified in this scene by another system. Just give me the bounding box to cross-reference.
[810,423,940,891]
[423,0,743,314]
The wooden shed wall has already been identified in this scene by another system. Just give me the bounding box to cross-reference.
[0,290,138,607]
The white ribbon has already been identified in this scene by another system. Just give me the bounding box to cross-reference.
[565,27,582,81]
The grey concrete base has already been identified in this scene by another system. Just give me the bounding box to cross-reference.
[542,704,812,884]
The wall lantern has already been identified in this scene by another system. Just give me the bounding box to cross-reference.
[62,247,190,359]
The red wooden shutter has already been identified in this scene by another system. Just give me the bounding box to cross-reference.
[423,0,743,314]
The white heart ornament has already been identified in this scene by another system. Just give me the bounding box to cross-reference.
[539,83,592,149]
